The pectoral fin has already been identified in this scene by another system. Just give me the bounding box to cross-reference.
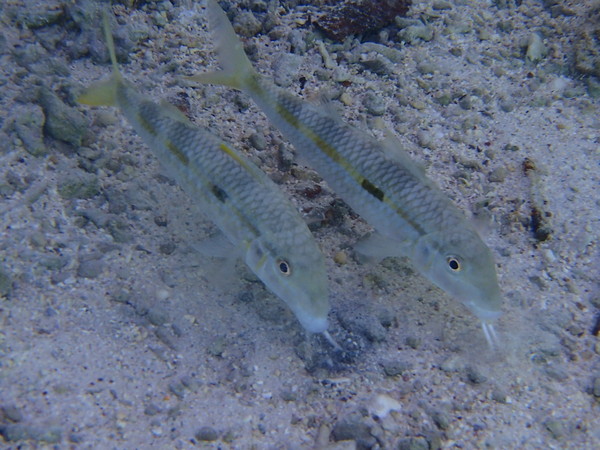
[354,232,410,262]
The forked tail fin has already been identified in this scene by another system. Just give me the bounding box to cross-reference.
[77,11,122,106]
[185,0,257,90]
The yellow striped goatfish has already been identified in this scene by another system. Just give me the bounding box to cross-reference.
[77,13,332,337]
[188,0,502,345]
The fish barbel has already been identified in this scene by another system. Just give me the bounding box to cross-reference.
[77,11,331,335]
[187,0,503,344]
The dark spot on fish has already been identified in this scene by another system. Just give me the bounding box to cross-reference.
[166,141,189,165]
[211,184,228,203]
[361,178,384,201]
[139,115,158,137]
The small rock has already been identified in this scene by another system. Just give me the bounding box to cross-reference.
[195,426,218,442]
[106,218,133,243]
[434,92,452,106]
[280,389,296,402]
[331,415,375,449]
[360,57,393,76]
[248,131,267,151]
[333,251,347,265]
[169,381,186,399]
[124,185,155,211]
[499,96,516,112]
[39,255,69,271]
[57,169,100,200]
[488,167,508,182]
[466,366,487,384]
[544,418,565,439]
[398,25,434,43]
[363,92,386,116]
[430,410,450,430]
[37,86,87,146]
[77,257,104,279]
[440,355,464,373]
[377,307,394,328]
[288,29,306,54]
[180,375,201,393]
[232,11,262,37]
[432,0,452,10]
[272,53,303,87]
[208,337,226,357]
[381,360,411,377]
[154,215,168,227]
[159,241,176,255]
[491,388,508,403]
[13,104,47,156]
[144,403,161,416]
[405,336,421,349]
[147,308,168,326]
[526,33,546,63]
[370,394,402,419]
[416,61,436,75]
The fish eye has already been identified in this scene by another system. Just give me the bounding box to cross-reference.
[277,259,291,276]
[446,256,461,272]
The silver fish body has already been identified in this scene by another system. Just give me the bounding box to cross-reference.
[189,0,502,327]
[78,16,330,334]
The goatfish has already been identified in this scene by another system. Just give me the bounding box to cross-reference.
[77,12,334,339]
[187,0,502,346]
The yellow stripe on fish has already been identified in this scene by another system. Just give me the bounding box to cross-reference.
[77,10,331,336]
[188,0,503,347]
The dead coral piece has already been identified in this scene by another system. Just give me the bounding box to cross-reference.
[315,0,412,42]
[523,158,553,242]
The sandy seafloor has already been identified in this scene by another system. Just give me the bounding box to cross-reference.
[0,0,599,448]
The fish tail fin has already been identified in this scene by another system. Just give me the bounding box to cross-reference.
[185,0,257,90]
[77,10,122,106]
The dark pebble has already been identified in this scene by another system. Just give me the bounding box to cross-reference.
[154,214,168,227]
[144,403,161,416]
[331,415,375,449]
[466,366,487,384]
[159,241,176,255]
[37,86,86,147]
[195,426,218,442]
[381,360,411,377]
